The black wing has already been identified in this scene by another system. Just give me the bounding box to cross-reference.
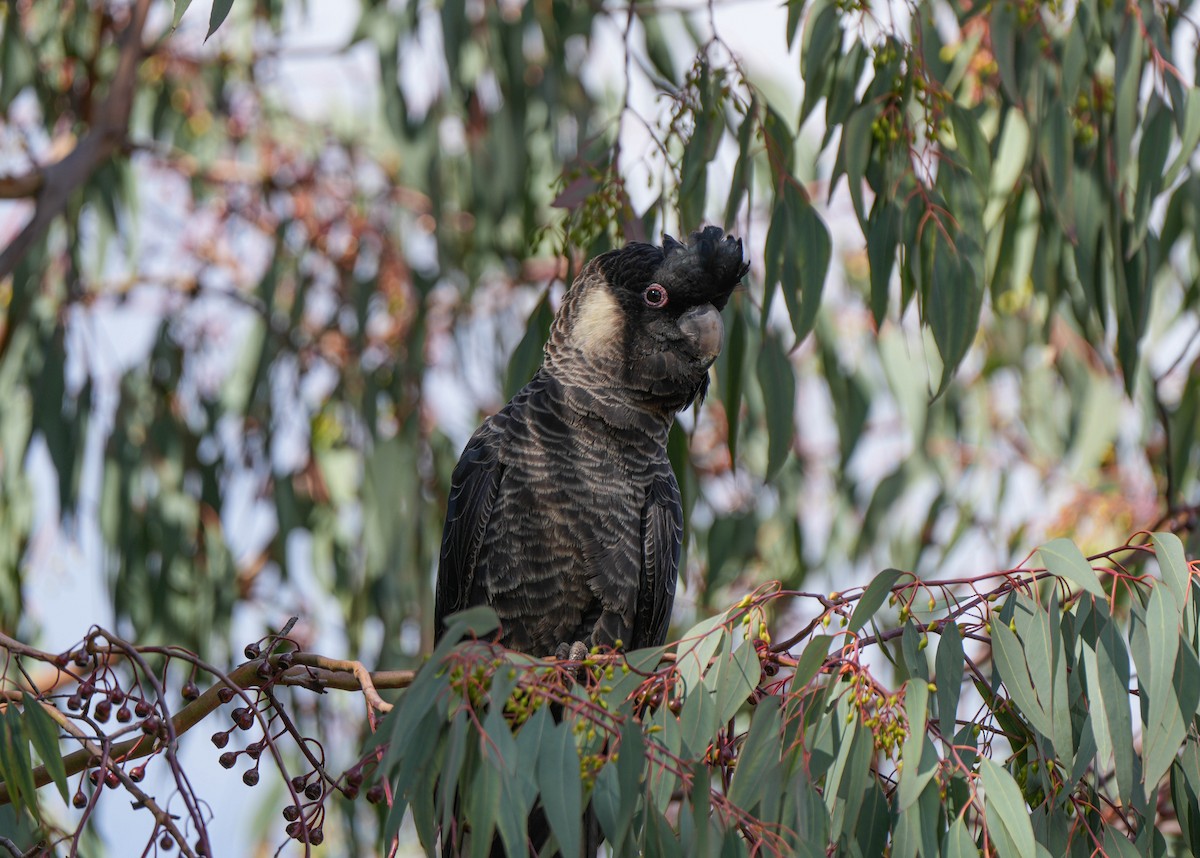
[434,422,503,640]
[633,470,682,649]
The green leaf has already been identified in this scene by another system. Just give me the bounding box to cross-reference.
[721,301,748,463]
[935,622,964,743]
[825,696,864,840]
[724,100,756,229]
[439,606,500,647]
[927,233,983,396]
[1164,89,1200,187]
[680,71,724,229]
[783,192,832,345]
[824,43,867,146]
[1038,100,1073,225]
[763,105,796,189]
[987,2,1019,101]
[1131,98,1173,253]
[848,568,904,633]
[991,619,1052,738]
[727,696,782,809]
[792,634,832,690]
[538,720,583,858]
[1061,15,1087,97]
[1115,229,1152,396]
[466,740,503,858]
[841,105,876,223]
[0,8,34,109]
[1009,594,1056,734]
[1113,17,1144,184]
[984,110,1030,231]
[900,620,930,684]
[685,761,714,854]
[1096,608,1138,804]
[897,680,936,810]
[1039,537,1106,598]
[1103,829,1143,858]
[31,327,83,519]
[819,330,870,469]
[1145,659,1190,795]
[785,0,804,47]
[766,181,830,344]
[978,758,1036,858]
[1173,742,1200,855]
[756,333,796,481]
[614,718,644,840]
[439,709,470,840]
[378,668,448,795]
[20,695,67,803]
[676,612,728,695]
[713,640,760,726]
[646,705,682,813]
[798,0,840,125]
[0,706,36,820]
[1165,357,1200,505]
[645,802,683,858]
[505,292,554,398]
[894,775,941,858]
[1146,581,1182,715]
[640,12,676,83]
[679,677,717,758]
[206,0,235,39]
[172,0,195,27]
[1153,532,1191,606]
[867,200,900,325]
[947,104,991,190]
[942,815,978,858]
[487,705,531,858]
[1143,583,1187,792]
[825,699,873,841]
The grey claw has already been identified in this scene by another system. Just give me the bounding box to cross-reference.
[553,641,590,662]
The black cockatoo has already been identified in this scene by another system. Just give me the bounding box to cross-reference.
[435,226,748,658]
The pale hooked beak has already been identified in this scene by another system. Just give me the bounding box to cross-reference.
[677,303,724,367]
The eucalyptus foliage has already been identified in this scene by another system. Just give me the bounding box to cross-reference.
[377,535,1200,857]
[0,0,1199,852]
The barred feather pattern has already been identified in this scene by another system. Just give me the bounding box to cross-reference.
[436,368,681,654]
[433,227,745,857]
[435,227,746,655]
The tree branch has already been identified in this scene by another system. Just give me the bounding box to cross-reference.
[0,0,152,283]
[0,641,413,808]
[0,173,42,200]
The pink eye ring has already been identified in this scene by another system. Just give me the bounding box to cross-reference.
[642,284,668,308]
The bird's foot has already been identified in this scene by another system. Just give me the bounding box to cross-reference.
[554,640,590,662]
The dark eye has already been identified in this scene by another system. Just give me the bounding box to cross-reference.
[642,284,668,308]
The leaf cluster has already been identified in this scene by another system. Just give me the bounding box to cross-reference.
[374,534,1200,857]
